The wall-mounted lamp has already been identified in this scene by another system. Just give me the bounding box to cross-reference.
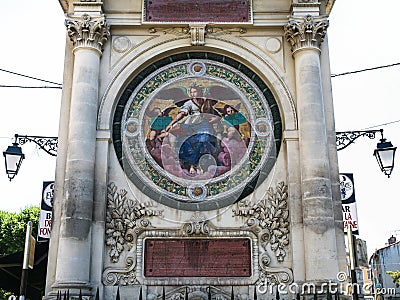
[336,129,396,177]
[3,134,58,181]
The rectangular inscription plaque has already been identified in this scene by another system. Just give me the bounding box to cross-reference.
[144,238,251,277]
[143,0,252,24]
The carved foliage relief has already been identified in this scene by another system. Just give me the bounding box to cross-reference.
[234,182,289,262]
[233,182,292,285]
[104,182,292,287]
[105,182,163,263]
[65,14,110,52]
[284,15,329,53]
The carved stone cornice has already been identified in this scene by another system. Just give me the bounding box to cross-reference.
[65,13,110,54]
[284,14,329,54]
[148,25,247,46]
[292,0,320,5]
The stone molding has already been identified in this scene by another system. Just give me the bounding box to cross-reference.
[153,286,234,300]
[284,14,329,54]
[65,13,110,54]
[292,0,320,5]
[148,25,247,45]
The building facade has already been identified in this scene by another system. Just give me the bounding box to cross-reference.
[370,237,400,299]
[45,0,346,299]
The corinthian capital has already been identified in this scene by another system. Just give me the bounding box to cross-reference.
[65,14,110,54]
[284,15,329,54]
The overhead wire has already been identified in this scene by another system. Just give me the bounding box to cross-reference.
[0,68,62,86]
[0,68,62,89]
[1,61,399,88]
[0,61,399,90]
[0,85,62,89]
[363,119,400,130]
[331,62,400,77]
[331,63,400,130]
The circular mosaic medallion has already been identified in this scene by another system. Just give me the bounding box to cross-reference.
[116,54,281,211]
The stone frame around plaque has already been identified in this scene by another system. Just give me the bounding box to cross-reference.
[136,229,260,286]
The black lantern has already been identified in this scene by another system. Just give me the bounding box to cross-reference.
[336,129,396,177]
[374,138,396,177]
[3,142,25,181]
[3,134,58,181]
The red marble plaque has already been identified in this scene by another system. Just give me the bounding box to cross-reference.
[144,238,252,277]
[143,0,251,23]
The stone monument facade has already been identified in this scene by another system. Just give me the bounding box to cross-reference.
[45,0,346,299]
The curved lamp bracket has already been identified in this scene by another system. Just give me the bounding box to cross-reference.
[14,134,58,157]
[336,129,383,151]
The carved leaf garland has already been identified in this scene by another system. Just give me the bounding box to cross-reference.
[106,182,162,263]
[233,182,289,262]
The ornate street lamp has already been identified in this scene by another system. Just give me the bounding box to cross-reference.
[374,137,396,177]
[3,142,25,181]
[3,134,58,181]
[336,129,396,177]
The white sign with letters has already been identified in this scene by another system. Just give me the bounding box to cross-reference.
[38,181,54,239]
[340,173,359,234]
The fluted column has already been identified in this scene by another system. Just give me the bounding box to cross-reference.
[54,13,109,293]
[285,15,339,282]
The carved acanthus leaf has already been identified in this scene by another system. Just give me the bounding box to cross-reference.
[65,13,110,53]
[233,182,290,262]
[284,14,329,53]
[105,182,163,263]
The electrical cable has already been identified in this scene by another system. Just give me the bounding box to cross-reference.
[0,85,61,89]
[0,85,62,89]
[2,61,400,89]
[0,68,62,86]
[362,119,400,130]
[331,62,400,77]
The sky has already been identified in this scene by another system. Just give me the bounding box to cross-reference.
[0,0,399,258]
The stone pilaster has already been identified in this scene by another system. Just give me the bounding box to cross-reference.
[52,13,110,296]
[284,15,339,281]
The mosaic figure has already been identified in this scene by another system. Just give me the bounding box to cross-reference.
[146,81,250,179]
